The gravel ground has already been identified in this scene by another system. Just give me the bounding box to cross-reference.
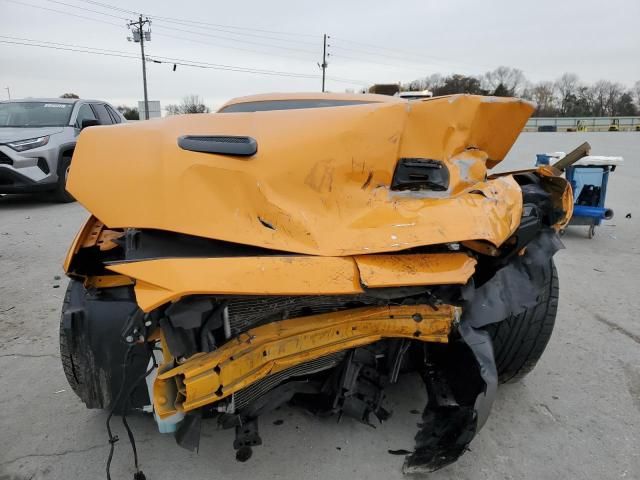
[0,132,638,480]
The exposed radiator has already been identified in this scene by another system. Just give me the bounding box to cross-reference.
[225,294,382,336]
[234,352,345,410]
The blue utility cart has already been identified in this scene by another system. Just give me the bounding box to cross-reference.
[562,156,623,238]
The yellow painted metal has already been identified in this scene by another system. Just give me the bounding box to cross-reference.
[355,253,476,288]
[67,94,531,257]
[219,91,402,110]
[63,215,124,273]
[106,252,476,312]
[108,256,362,312]
[153,304,458,417]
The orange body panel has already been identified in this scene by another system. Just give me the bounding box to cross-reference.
[354,253,477,288]
[67,95,532,257]
[107,252,477,312]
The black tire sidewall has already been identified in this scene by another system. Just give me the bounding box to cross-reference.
[53,155,75,203]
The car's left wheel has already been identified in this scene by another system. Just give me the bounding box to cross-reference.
[53,154,75,203]
[59,281,151,412]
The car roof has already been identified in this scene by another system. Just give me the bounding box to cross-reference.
[0,98,111,105]
[220,91,405,109]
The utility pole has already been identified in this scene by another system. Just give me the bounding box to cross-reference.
[128,15,151,119]
[320,34,329,92]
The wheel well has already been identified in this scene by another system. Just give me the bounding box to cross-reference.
[56,148,74,179]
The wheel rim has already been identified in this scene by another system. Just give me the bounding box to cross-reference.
[64,165,70,190]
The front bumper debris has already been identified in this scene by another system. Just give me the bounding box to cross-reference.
[154,304,459,418]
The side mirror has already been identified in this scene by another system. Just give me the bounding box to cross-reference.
[81,119,100,130]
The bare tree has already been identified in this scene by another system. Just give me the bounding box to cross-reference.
[60,93,79,99]
[554,73,580,115]
[402,73,444,92]
[401,69,635,117]
[603,82,623,116]
[531,81,557,116]
[589,81,609,116]
[165,95,211,115]
[483,66,525,96]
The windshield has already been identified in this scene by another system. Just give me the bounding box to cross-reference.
[0,102,74,127]
[218,99,375,113]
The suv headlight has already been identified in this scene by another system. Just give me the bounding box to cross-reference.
[6,136,50,152]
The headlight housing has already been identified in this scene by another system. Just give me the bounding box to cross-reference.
[6,135,50,152]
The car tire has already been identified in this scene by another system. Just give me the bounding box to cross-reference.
[53,154,75,203]
[484,260,559,384]
[59,281,151,412]
[59,283,109,409]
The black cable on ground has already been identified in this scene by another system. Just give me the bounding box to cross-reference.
[120,345,158,480]
[106,345,135,480]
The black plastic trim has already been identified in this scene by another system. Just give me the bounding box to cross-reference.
[178,135,257,156]
[0,166,56,193]
[391,158,449,192]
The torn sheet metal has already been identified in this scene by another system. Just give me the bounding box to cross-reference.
[403,230,562,473]
[355,253,476,288]
[68,95,531,256]
[106,253,477,312]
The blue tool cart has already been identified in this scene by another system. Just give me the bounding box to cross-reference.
[563,156,623,238]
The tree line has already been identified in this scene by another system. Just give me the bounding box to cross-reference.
[113,95,209,119]
[402,67,640,117]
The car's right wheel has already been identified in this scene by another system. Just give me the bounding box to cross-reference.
[53,154,75,203]
[484,260,559,384]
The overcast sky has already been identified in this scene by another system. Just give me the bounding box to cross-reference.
[1,0,638,111]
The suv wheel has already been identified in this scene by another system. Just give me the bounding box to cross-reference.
[53,154,76,203]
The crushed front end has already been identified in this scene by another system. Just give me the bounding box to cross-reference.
[60,94,572,473]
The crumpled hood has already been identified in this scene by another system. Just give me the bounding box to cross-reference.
[68,94,534,256]
[0,126,64,143]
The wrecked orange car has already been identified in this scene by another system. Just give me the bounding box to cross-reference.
[60,92,572,474]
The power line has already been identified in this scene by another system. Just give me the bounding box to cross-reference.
[43,0,318,47]
[71,0,136,15]
[151,30,314,64]
[0,37,368,85]
[1,0,125,27]
[43,0,127,20]
[0,34,135,55]
[330,38,496,72]
[73,0,319,39]
[9,0,321,62]
[150,19,318,46]
[0,39,139,59]
[150,23,318,55]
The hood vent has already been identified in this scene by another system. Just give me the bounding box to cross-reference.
[391,158,449,192]
[178,135,257,156]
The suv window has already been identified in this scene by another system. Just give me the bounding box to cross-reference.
[218,99,375,113]
[105,105,122,124]
[92,104,113,125]
[0,102,74,127]
[75,104,97,128]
